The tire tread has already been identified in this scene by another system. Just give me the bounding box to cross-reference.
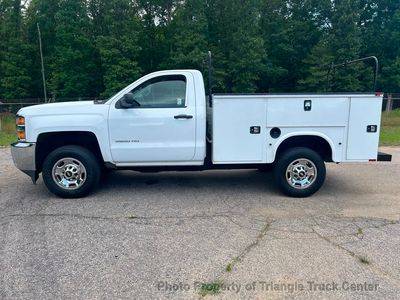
[274,147,326,198]
[42,145,100,198]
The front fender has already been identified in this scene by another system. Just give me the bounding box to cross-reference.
[26,114,112,163]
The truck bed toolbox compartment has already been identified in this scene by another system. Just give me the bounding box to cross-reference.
[212,96,267,164]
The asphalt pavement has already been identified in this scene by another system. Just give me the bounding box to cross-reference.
[0,147,399,299]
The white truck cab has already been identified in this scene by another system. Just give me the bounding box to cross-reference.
[11,69,391,198]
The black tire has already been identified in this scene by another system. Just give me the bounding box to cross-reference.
[258,164,274,173]
[100,167,114,182]
[42,145,101,198]
[274,147,326,198]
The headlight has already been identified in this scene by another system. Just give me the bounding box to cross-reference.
[16,115,26,141]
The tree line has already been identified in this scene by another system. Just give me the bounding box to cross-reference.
[0,0,399,101]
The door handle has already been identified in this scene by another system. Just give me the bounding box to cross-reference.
[174,114,193,119]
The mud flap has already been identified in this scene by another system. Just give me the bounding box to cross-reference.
[23,170,39,184]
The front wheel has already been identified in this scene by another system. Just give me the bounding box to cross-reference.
[274,147,326,198]
[42,145,101,198]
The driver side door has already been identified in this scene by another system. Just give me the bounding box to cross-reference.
[108,72,197,164]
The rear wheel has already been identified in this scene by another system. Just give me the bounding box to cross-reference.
[274,147,326,197]
[42,145,101,198]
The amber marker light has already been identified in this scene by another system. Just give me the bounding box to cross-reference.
[16,116,26,140]
[17,130,26,140]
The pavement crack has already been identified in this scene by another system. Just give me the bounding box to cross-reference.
[230,221,273,266]
[198,220,273,298]
[310,225,358,259]
[310,219,400,288]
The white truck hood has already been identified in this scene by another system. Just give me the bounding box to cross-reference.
[18,101,108,117]
[17,100,111,144]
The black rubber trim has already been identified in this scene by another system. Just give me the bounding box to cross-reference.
[104,162,118,169]
[21,170,39,184]
[377,152,392,162]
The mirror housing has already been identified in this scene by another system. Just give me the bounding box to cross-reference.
[118,93,140,109]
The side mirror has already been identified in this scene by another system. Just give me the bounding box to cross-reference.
[119,93,140,109]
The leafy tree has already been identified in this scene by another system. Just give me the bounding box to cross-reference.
[382,57,400,93]
[136,0,178,74]
[381,8,400,92]
[162,0,208,70]
[25,0,61,99]
[360,0,400,91]
[89,0,142,97]
[48,0,101,98]
[259,0,331,92]
[0,0,33,100]
[301,0,365,92]
[1,0,400,99]
[206,0,265,93]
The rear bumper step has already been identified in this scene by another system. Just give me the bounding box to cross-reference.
[377,152,392,162]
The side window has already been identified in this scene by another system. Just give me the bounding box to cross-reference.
[130,75,186,108]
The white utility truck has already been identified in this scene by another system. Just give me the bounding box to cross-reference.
[11,69,391,198]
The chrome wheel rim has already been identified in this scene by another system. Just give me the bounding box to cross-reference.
[286,158,317,190]
[52,158,87,190]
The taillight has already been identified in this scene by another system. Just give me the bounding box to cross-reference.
[16,115,26,141]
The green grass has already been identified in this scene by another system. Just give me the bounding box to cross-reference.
[225,263,233,272]
[380,109,400,146]
[0,131,16,146]
[0,113,16,146]
[358,256,371,265]
[1,113,15,132]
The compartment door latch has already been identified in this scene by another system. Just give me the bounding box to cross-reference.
[250,126,261,134]
[304,100,312,111]
[367,125,378,133]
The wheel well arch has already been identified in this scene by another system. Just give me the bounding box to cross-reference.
[275,134,334,162]
[36,131,104,172]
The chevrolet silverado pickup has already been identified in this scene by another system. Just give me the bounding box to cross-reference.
[11,69,391,198]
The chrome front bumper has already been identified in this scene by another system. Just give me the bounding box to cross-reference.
[11,142,38,183]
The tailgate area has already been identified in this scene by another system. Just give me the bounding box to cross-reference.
[346,97,383,160]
